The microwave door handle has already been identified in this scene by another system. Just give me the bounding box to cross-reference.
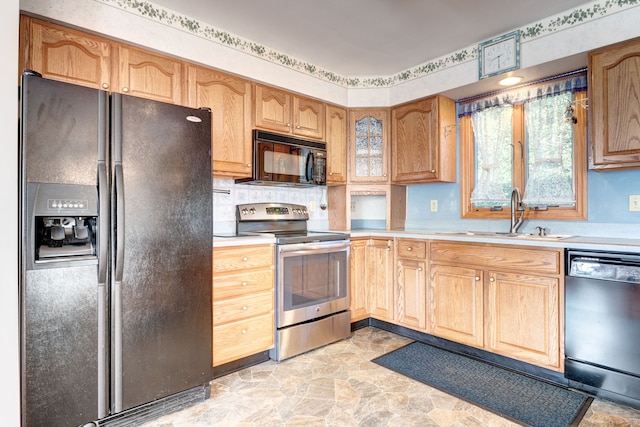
[305,152,314,184]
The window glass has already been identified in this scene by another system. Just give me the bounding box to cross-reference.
[470,105,513,207]
[460,82,587,221]
[524,92,575,206]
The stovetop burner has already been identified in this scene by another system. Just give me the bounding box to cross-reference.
[235,202,348,244]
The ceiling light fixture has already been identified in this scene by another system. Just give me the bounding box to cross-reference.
[499,76,524,86]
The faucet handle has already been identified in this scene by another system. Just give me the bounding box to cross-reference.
[535,226,548,236]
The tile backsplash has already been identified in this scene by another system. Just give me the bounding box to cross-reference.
[213,178,329,233]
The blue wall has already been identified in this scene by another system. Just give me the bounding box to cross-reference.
[405,168,640,238]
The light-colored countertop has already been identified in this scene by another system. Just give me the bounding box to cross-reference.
[213,234,276,248]
[214,229,640,254]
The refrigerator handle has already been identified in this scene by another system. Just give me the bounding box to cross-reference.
[114,164,125,282]
[111,93,124,411]
[97,89,110,418]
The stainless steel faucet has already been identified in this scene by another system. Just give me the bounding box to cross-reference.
[510,188,525,233]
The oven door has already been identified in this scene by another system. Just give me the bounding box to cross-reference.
[276,240,350,328]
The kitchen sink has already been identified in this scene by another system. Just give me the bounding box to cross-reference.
[433,231,573,240]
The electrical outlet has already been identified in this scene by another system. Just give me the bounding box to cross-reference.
[351,201,356,212]
[309,201,316,212]
[629,195,640,212]
[430,200,438,212]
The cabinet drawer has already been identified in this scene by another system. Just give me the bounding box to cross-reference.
[213,245,274,273]
[213,291,273,325]
[213,268,273,300]
[213,312,274,366]
[430,241,560,275]
[397,239,427,259]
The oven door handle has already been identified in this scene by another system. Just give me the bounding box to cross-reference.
[278,240,351,255]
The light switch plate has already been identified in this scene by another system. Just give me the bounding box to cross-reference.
[629,195,640,212]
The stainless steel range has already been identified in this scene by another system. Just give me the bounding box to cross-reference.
[236,203,351,361]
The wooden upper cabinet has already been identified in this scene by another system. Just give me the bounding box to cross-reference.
[293,95,325,139]
[254,84,325,139]
[254,84,292,134]
[116,45,183,105]
[392,95,456,184]
[22,17,184,106]
[589,37,640,170]
[187,65,253,178]
[24,17,112,90]
[349,109,390,183]
[325,105,348,184]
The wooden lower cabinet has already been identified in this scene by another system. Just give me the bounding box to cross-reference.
[212,244,274,367]
[395,239,427,330]
[429,264,484,347]
[429,240,564,371]
[486,271,560,368]
[349,239,369,321]
[369,239,394,320]
[349,238,394,322]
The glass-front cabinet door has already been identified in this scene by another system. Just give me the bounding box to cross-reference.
[349,109,389,183]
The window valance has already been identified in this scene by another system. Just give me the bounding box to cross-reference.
[457,69,587,117]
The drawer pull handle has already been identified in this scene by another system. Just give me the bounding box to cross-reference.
[242,257,248,261]
[475,276,480,281]
[418,267,423,271]
[242,281,248,286]
[407,247,412,251]
[242,329,247,334]
[489,277,495,282]
[242,306,248,311]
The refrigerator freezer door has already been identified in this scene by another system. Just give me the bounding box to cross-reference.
[111,94,212,413]
[20,74,109,426]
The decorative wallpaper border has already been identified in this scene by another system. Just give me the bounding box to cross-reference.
[97,0,639,88]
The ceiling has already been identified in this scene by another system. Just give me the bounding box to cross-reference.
[151,0,590,79]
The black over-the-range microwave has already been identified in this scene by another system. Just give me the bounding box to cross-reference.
[235,130,327,187]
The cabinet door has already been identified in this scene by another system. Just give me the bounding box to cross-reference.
[368,239,394,320]
[392,96,456,184]
[213,312,274,366]
[116,45,183,104]
[187,65,252,177]
[428,264,484,347]
[293,96,325,139]
[396,258,427,330]
[589,39,640,170]
[254,84,293,134]
[325,105,348,184]
[392,97,438,182]
[349,109,390,183]
[486,271,561,369]
[349,239,369,321]
[26,18,112,90]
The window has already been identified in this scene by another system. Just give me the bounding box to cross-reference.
[459,72,587,221]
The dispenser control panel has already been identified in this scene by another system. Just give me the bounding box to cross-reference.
[48,199,89,211]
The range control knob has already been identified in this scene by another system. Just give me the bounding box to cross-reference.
[249,208,256,215]
[241,208,248,215]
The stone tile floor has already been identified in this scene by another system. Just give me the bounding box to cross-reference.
[144,327,640,426]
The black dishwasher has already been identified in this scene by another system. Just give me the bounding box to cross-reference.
[565,249,640,408]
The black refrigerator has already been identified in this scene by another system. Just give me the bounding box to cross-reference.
[19,72,213,426]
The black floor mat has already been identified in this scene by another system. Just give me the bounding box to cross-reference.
[373,341,592,427]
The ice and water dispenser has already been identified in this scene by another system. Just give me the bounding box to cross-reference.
[26,182,99,268]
